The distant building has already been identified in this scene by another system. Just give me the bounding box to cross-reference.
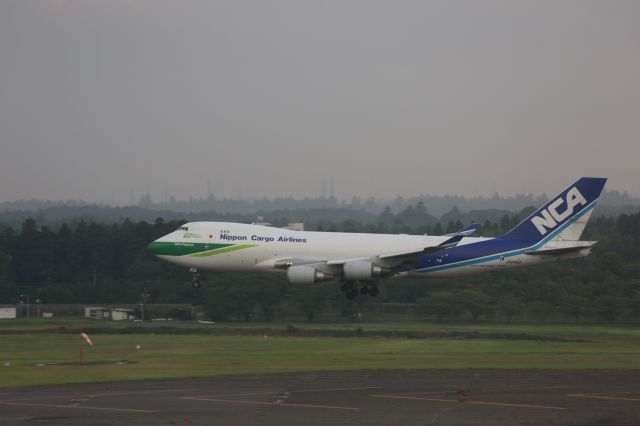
[254,217,304,232]
[0,306,16,319]
[111,308,135,321]
[84,306,109,320]
[283,222,305,231]
[253,216,271,226]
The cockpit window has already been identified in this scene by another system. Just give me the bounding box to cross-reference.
[177,226,188,231]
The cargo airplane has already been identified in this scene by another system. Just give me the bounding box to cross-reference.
[148,177,606,298]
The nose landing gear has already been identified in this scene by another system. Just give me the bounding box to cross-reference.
[190,267,200,288]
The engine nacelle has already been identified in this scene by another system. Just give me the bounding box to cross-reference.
[287,266,334,284]
[343,261,390,281]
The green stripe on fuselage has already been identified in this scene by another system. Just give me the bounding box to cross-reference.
[148,241,258,257]
[190,244,257,257]
[148,242,233,256]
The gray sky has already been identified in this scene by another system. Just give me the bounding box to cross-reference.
[0,0,638,203]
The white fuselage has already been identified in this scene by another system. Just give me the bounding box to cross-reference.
[150,221,580,279]
[154,222,451,270]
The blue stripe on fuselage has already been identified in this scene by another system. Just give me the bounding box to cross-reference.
[412,200,597,274]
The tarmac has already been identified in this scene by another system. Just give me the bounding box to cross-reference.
[1,370,640,425]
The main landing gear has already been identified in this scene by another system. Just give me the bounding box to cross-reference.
[190,267,200,288]
[340,281,379,299]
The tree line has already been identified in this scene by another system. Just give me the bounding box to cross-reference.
[0,207,639,322]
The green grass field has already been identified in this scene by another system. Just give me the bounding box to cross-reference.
[1,319,639,387]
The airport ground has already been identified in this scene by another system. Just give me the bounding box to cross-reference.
[1,319,639,424]
[2,370,640,425]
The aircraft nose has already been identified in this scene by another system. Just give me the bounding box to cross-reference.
[147,240,163,255]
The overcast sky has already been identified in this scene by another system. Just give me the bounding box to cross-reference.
[0,0,638,203]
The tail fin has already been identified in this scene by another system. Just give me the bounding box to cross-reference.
[501,177,607,242]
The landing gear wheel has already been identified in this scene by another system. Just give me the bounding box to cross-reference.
[343,281,359,299]
[190,267,201,289]
[360,285,369,295]
[369,284,379,297]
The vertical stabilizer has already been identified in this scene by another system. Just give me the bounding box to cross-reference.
[501,177,607,242]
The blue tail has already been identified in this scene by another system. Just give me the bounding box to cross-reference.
[501,177,607,241]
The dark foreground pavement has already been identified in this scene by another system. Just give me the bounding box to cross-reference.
[1,370,640,425]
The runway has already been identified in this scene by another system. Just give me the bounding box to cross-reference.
[1,370,640,425]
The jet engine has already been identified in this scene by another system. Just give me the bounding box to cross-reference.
[343,261,390,281]
[287,266,334,284]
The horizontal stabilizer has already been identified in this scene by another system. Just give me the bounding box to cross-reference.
[525,241,596,256]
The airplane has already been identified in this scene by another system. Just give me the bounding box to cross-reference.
[148,177,607,299]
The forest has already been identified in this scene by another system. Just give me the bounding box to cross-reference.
[0,205,639,323]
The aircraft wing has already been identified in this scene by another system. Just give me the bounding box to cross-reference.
[265,235,464,275]
[379,234,463,259]
[326,234,463,266]
[444,223,480,237]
